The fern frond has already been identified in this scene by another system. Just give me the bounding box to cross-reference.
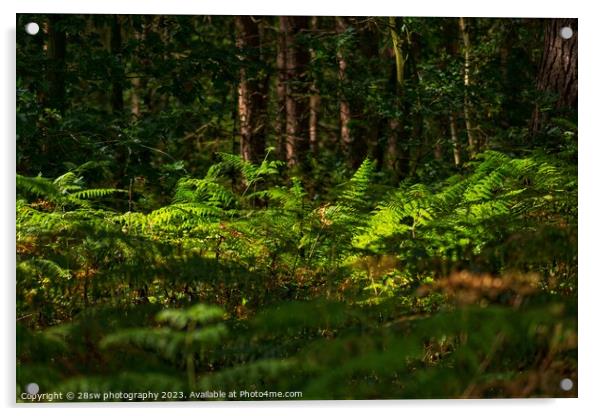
[157,304,226,328]
[17,258,71,281]
[148,203,222,227]
[53,172,85,194]
[70,188,127,200]
[339,158,376,210]
[16,174,61,201]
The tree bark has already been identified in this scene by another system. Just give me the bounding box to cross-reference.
[349,18,382,170]
[276,17,289,160]
[385,17,407,180]
[459,17,477,158]
[309,16,320,154]
[449,114,461,166]
[110,15,124,114]
[336,17,353,166]
[531,18,578,134]
[235,16,269,164]
[130,79,141,118]
[434,139,443,161]
[281,16,310,169]
[46,15,67,113]
[407,31,425,177]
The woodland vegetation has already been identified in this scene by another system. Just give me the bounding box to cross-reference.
[16,15,577,400]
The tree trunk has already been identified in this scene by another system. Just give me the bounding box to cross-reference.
[282,16,310,169]
[434,139,443,161]
[130,78,141,118]
[129,16,147,119]
[110,15,124,114]
[531,18,578,134]
[385,17,407,180]
[336,17,353,167]
[354,19,382,169]
[407,31,425,177]
[449,114,461,166]
[386,118,402,177]
[459,17,477,158]
[235,16,269,164]
[46,15,67,113]
[309,16,320,155]
[276,17,289,160]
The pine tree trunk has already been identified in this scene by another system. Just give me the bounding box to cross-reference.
[531,18,578,134]
[276,17,289,160]
[308,17,320,155]
[459,17,477,158]
[235,16,268,164]
[336,17,353,166]
[282,16,310,169]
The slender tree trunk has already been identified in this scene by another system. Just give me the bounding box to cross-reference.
[308,90,320,154]
[235,16,269,163]
[408,115,424,177]
[459,17,477,157]
[389,17,405,88]
[434,139,443,161]
[354,19,382,169]
[110,15,124,114]
[336,17,353,167]
[308,16,320,154]
[129,16,147,119]
[130,77,141,118]
[46,15,67,113]
[531,18,578,134]
[498,20,515,129]
[282,16,310,169]
[449,114,461,166]
[387,121,402,175]
[385,17,407,180]
[276,17,289,160]
[139,19,156,115]
[408,31,425,177]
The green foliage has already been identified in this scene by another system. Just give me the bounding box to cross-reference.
[101,304,227,362]
[17,150,576,400]
[353,151,576,288]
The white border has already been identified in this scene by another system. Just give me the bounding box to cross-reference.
[3,1,601,415]
[9,0,581,17]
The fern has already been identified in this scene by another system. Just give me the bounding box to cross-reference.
[339,158,376,210]
[353,151,576,287]
[17,174,61,201]
[16,151,576,400]
[17,259,71,281]
[69,188,126,200]
[148,203,223,227]
[157,304,226,328]
[212,152,284,192]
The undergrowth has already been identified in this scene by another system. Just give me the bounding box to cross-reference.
[16,149,577,400]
